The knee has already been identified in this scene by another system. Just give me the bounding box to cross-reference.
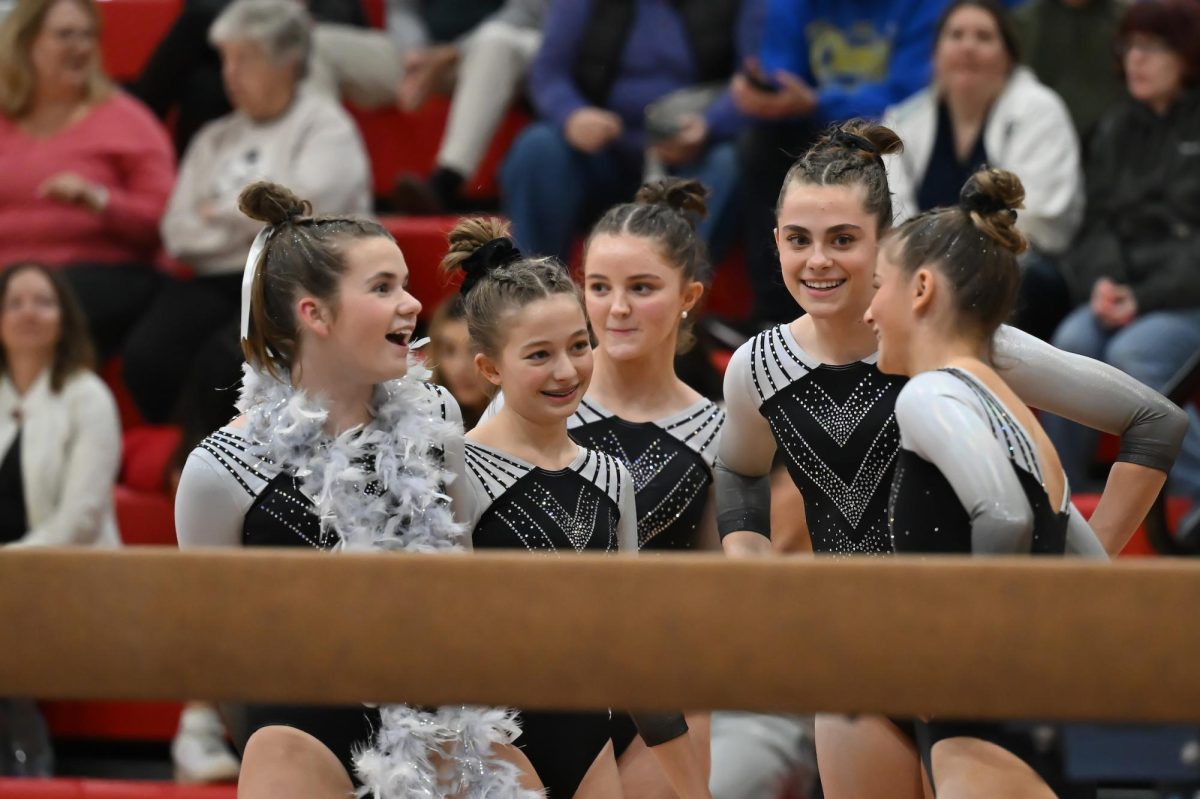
[243,725,316,764]
[501,123,571,187]
[1050,307,1102,356]
[241,725,350,786]
[469,20,526,54]
[1107,327,1169,388]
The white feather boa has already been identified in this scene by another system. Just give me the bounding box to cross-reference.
[236,363,543,799]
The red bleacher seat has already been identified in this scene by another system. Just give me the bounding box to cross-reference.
[96,0,182,82]
[114,485,176,547]
[0,778,232,798]
[348,100,530,199]
[121,427,182,493]
[40,702,183,744]
[115,425,181,546]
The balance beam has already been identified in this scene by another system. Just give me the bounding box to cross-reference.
[1,549,1195,722]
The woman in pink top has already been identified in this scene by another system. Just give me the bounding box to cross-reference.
[0,0,175,355]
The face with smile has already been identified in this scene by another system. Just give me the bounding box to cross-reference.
[298,236,421,384]
[583,233,703,362]
[478,294,593,425]
[934,5,1012,99]
[30,0,98,98]
[1,267,62,361]
[775,182,880,322]
[864,240,924,376]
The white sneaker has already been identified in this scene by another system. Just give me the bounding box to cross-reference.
[171,706,240,784]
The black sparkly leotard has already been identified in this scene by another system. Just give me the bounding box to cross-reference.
[726,324,905,554]
[568,396,724,551]
[889,368,1096,793]
[462,442,636,797]
[178,384,461,780]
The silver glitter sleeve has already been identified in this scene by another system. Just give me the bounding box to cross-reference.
[896,375,1034,555]
[994,325,1188,474]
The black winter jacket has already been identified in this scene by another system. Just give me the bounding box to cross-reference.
[1062,90,1200,311]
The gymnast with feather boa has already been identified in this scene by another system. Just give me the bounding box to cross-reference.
[174,180,544,797]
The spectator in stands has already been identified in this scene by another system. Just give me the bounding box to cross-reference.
[1045,0,1200,511]
[133,0,367,156]
[425,297,492,430]
[391,0,548,214]
[1016,0,1125,146]
[0,264,121,549]
[882,0,1084,341]
[731,0,949,325]
[0,0,175,356]
[122,0,371,432]
[0,264,120,776]
[499,0,757,263]
[133,0,503,156]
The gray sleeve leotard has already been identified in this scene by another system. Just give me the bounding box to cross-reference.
[895,371,1106,559]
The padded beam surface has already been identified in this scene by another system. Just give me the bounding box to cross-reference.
[1,550,1196,722]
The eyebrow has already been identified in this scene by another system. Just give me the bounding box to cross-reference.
[781,223,864,234]
[584,273,663,281]
[520,329,590,348]
[365,271,408,284]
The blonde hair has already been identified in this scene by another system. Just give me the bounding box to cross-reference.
[0,0,111,119]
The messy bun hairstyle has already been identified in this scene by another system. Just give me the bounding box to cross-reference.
[886,167,1028,340]
[777,119,904,232]
[586,177,711,352]
[239,181,391,378]
[439,217,579,357]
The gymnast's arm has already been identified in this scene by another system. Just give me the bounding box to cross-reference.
[437,389,474,550]
[613,465,710,794]
[715,342,777,557]
[1065,504,1108,559]
[175,450,250,548]
[895,375,1035,554]
[994,325,1188,554]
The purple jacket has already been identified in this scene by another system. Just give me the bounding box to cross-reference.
[530,0,761,159]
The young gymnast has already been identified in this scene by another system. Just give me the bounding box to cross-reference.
[443,216,712,799]
[865,166,1083,797]
[174,181,541,798]
[714,122,1187,799]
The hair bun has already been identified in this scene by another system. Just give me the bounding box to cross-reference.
[960,168,1028,255]
[440,217,514,282]
[459,237,522,296]
[239,181,311,226]
[634,177,709,222]
[829,119,904,161]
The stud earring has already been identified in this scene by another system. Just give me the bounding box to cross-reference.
[682,310,689,320]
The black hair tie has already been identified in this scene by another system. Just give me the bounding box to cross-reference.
[460,237,522,296]
[831,129,883,165]
[959,182,1011,216]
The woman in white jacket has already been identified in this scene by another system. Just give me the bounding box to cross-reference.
[881,0,1083,340]
[0,263,121,549]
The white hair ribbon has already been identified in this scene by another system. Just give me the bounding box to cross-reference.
[240,226,273,342]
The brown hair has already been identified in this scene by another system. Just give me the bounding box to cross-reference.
[425,295,466,385]
[439,217,581,357]
[239,181,392,379]
[1118,0,1200,88]
[886,167,1027,341]
[0,0,112,119]
[934,0,1022,66]
[0,262,95,391]
[777,119,904,233]
[586,177,711,353]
